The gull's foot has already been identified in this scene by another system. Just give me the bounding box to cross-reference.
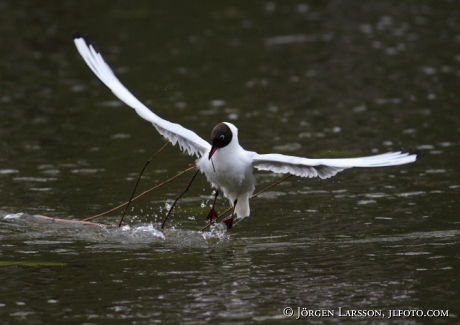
[223,217,233,230]
[206,208,218,221]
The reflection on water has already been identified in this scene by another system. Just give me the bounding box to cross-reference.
[1,0,460,324]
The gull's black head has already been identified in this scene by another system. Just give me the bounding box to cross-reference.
[208,123,233,159]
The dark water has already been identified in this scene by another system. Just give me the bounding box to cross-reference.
[1,1,459,324]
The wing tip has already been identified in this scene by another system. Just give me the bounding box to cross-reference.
[72,31,82,40]
[73,31,99,53]
[399,148,422,160]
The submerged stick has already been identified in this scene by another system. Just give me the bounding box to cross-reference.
[83,165,196,222]
[118,141,170,227]
[161,168,200,229]
[19,213,113,228]
[199,174,294,231]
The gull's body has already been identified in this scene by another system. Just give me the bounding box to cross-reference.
[196,123,256,219]
[73,33,419,228]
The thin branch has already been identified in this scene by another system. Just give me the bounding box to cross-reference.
[82,165,196,222]
[252,174,293,199]
[118,141,170,227]
[161,168,200,229]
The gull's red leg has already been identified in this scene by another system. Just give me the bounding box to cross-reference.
[223,199,237,230]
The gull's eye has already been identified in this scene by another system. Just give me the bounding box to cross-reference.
[219,135,225,140]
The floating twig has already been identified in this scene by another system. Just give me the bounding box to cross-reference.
[19,213,112,227]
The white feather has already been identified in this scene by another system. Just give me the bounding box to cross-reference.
[252,151,419,179]
[73,34,210,157]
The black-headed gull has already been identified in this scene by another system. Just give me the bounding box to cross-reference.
[73,33,419,229]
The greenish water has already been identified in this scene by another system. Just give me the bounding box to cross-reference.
[1,1,459,324]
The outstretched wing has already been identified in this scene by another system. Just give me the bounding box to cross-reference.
[252,150,420,179]
[73,32,211,157]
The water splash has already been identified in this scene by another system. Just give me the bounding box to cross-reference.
[120,223,166,240]
[1,212,228,248]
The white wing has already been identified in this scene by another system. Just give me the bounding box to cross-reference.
[252,150,419,179]
[73,32,211,157]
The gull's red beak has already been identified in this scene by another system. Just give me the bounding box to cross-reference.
[208,146,218,160]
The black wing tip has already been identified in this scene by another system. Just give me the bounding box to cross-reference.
[90,40,100,53]
[73,31,100,53]
[400,148,422,160]
[72,31,82,39]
